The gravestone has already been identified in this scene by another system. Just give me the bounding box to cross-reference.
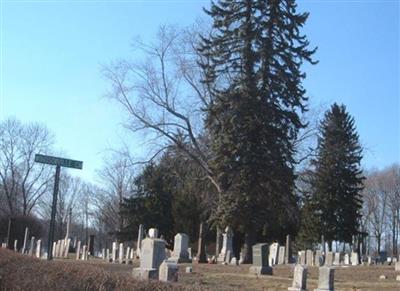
[269,243,279,266]
[325,252,334,266]
[64,238,71,258]
[314,250,323,266]
[306,250,313,266]
[249,243,273,275]
[76,241,81,260]
[344,253,350,265]
[136,224,144,258]
[314,267,334,291]
[170,233,191,263]
[288,264,307,291]
[148,228,158,239]
[36,239,42,258]
[351,252,359,266]
[28,237,35,256]
[395,261,400,271]
[132,238,166,280]
[13,239,17,251]
[112,242,117,262]
[285,234,292,264]
[119,243,124,263]
[278,246,285,265]
[52,241,57,258]
[22,227,29,254]
[125,247,131,264]
[159,261,179,282]
[299,251,306,265]
[217,226,234,263]
[106,248,110,262]
[333,252,341,265]
[102,248,105,259]
[81,245,87,260]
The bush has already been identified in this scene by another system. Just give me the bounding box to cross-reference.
[0,249,203,291]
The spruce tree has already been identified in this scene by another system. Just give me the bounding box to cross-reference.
[199,0,316,262]
[311,103,364,250]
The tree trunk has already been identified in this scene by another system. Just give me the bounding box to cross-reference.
[197,222,207,263]
[328,240,332,252]
[215,227,222,256]
[377,234,381,253]
[242,229,255,264]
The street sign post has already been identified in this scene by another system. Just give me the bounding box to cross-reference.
[34,154,83,260]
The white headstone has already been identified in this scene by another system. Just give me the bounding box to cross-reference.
[112,242,117,262]
[22,227,29,254]
[306,250,313,266]
[217,226,234,263]
[132,238,166,280]
[344,253,350,265]
[170,233,191,263]
[278,246,285,265]
[81,245,87,260]
[314,266,334,291]
[64,238,71,258]
[76,241,81,260]
[351,252,359,266]
[148,228,158,239]
[13,239,18,252]
[119,243,124,263]
[125,247,131,264]
[159,261,179,282]
[28,236,35,256]
[36,239,42,258]
[333,252,341,265]
[288,264,307,291]
[269,243,279,266]
[136,224,144,258]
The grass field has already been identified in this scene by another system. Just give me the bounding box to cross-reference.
[1,249,400,291]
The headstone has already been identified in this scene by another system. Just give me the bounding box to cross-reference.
[379,275,387,280]
[249,243,273,275]
[59,239,65,258]
[119,243,124,263]
[28,236,35,256]
[269,243,279,266]
[230,257,238,265]
[52,241,57,258]
[396,275,400,281]
[64,238,71,258]
[351,252,359,266]
[76,241,81,260]
[130,248,134,260]
[217,226,234,263]
[224,250,231,264]
[185,266,192,273]
[36,239,42,258]
[170,233,191,263]
[1,243,6,248]
[344,253,350,265]
[278,246,285,265]
[285,234,292,264]
[299,251,306,265]
[314,267,334,291]
[325,252,334,266]
[13,239,18,251]
[148,228,158,239]
[314,250,323,267]
[106,248,110,262]
[188,247,192,260]
[395,261,400,271]
[102,248,105,259]
[132,238,166,280]
[306,250,313,266]
[333,252,341,265]
[288,264,307,291]
[112,242,117,262]
[367,256,372,265]
[81,245,87,260]
[159,261,179,282]
[136,224,144,258]
[22,227,29,254]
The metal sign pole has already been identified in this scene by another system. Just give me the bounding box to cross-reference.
[47,165,61,260]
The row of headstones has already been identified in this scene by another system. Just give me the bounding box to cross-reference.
[298,250,361,267]
[101,242,135,264]
[1,237,42,258]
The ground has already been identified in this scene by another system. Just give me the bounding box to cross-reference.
[69,258,400,291]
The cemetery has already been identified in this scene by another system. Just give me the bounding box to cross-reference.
[0,0,398,290]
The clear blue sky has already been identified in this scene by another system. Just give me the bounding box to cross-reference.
[1,0,399,182]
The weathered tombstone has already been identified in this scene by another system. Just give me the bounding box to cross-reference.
[288,264,307,291]
[130,248,134,260]
[185,266,192,273]
[306,250,313,266]
[269,243,279,266]
[52,241,57,258]
[102,248,105,259]
[188,248,192,260]
[367,256,372,265]
[217,226,234,263]
[59,239,65,258]
[299,251,306,265]
[119,243,124,263]
[136,224,144,258]
[36,239,42,258]
[1,243,6,248]
[159,261,179,282]
[344,253,350,265]
[170,233,191,263]
[351,252,359,266]
[314,267,334,291]
[22,227,29,254]
[395,261,400,271]
[148,228,158,239]
[76,241,81,260]
[333,252,341,265]
[285,234,292,264]
[230,257,238,265]
[106,248,110,262]
[13,239,18,252]
[278,246,285,265]
[224,250,231,264]
[82,245,88,260]
[132,238,166,280]
[28,236,35,256]
[249,243,273,275]
[314,250,323,267]
[112,242,117,262]
[325,252,333,266]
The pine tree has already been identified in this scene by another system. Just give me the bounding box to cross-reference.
[311,103,364,250]
[199,0,316,262]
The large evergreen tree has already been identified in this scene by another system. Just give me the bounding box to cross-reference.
[310,103,364,250]
[199,0,316,262]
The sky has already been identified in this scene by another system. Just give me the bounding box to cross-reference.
[1,0,399,183]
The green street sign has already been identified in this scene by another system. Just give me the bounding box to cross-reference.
[34,154,83,170]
